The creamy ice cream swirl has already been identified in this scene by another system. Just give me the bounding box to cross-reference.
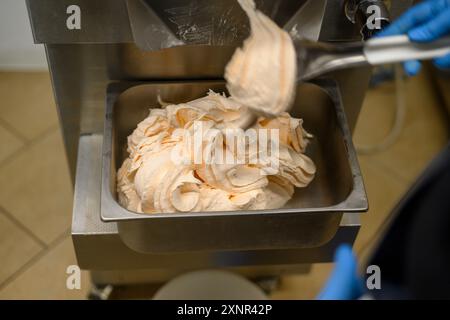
[117,92,316,213]
[225,0,297,116]
[116,1,316,214]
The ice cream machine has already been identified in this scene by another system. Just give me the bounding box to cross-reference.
[26,0,413,287]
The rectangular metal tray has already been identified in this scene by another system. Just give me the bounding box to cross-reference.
[101,80,367,253]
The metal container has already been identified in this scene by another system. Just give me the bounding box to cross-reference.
[101,79,367,254]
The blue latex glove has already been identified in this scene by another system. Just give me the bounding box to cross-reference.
[317,244,364,300]
[378,0,450,75]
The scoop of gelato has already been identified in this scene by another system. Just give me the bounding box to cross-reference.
[225,0,297,116]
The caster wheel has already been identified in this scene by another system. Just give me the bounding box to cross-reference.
[253,276,280,294]
[88,284,114,300]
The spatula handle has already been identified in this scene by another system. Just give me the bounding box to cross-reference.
[364,35,450,65]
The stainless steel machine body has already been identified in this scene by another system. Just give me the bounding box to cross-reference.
[26,0,413,285]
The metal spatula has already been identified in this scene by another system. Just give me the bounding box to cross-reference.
[296,35,450,81]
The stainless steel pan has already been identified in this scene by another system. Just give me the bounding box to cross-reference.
[101,80,367,253]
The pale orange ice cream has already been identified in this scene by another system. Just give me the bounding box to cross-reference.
[117,0,315,214]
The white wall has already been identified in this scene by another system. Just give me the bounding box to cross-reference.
[0,0,47,70]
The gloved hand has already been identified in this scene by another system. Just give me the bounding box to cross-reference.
[378,0,450,75]
[317,244,364,300]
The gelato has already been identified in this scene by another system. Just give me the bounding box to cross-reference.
[116,0,316,213]
[225,0,297,116]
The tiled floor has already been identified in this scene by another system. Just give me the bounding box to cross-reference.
[271,69,449,300]
[0,70,448,299]
[0,72,89,299]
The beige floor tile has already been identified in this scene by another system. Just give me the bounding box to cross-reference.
[0,129,73,244]
[354,81,397,147]
[353,157,409,260]
[271,264,333,300]
[0,212,43,285]
[0,236,90,299]
[355,71,448,183]
[0,125,24,163]
[0,72,58,140]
